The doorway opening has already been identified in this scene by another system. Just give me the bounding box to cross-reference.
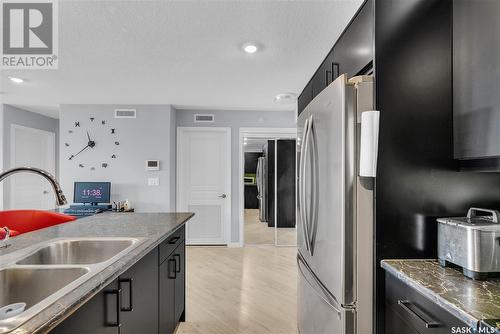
[238,128,297,247]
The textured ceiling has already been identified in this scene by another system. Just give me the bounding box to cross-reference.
[0,0,363,118]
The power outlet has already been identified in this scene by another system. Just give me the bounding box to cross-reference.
[148,177,160,186]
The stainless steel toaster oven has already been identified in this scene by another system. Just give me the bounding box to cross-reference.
[438,207,500,280]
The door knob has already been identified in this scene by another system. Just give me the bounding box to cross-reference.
[218,194,227,199]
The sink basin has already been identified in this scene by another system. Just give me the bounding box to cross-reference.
[16,238,138,265]
[0,267,88,311]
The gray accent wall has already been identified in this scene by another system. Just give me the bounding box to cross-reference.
[60,105,176,212]
[176,109,296,243]
[2,105,60,209]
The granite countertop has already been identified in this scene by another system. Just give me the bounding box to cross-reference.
[0,212,194,334]
[381,259,500,331]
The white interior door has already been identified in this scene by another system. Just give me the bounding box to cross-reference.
[177,127,231,245]
[10,125,56,210]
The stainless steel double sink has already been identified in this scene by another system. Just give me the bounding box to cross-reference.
[0,237,142,333]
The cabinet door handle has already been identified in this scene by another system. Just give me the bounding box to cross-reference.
[174,254,181,273]
[169,236,180,244]
[325,70,331,85]
[332,63,340,79]
[104,289,122,327]
[168,258,177,279]
[119,278,133,312]
[397,300,440,328]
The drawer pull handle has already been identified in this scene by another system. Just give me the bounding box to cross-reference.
[398,300,440,328]
[119,278,133,312]
[168,258,177,279]
[104,288,122,327]
[168,236,180,244]
[174,254,181,273]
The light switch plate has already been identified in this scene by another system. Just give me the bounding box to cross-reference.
[148,177,160,186]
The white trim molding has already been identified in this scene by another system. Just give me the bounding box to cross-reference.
[238,127,297,247]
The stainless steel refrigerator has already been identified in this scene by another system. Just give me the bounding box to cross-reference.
[297,74,375,334]
[256,156,267,222]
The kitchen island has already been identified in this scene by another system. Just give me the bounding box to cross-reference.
[382,259,500,333]
[0,212,193,334]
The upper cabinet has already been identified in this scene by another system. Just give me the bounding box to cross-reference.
[297,0,373,115]
[453,0,500,160]
[332,0,373,80]
[297,80,313,117]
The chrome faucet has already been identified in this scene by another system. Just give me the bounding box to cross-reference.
[0,167,67,206]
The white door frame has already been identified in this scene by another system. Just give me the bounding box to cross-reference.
[10,124,56,209]
[238,127,297,247]
[177,127,232,245]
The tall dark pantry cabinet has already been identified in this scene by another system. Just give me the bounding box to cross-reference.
[298,0,500,333]
[266,139,296,229]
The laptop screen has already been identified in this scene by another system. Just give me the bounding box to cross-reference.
[73,182,111,204]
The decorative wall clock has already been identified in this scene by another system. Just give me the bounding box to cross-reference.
[65,116,120,169]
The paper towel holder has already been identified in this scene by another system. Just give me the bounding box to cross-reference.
[359,110,380,177]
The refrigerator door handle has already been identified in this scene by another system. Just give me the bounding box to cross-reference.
[307,116,319,254]
[299,118,311,254]
[256,159,261,194]
[297,253,342,316]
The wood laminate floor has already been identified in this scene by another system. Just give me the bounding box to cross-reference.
[176,245,298,334]
[244,209,297,246]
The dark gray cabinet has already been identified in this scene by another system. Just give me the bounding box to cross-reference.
[51,226,186,334]
[174,241,186,322]
[332,0,373,80]
[385,272,468,334]
[52,252,159,334]
[385,307,419,334]
[297,0,374,116]
[159,240,186,334]
[159,227,186,334]
[453,0,500,161]
[119,250,159,334]
[265,140,296,228]
[297,81,313,116]
[51,280,120,334]
[159,253,176,334]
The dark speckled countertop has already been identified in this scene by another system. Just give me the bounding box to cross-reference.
[382,259,500,331]
[0,212,194,334]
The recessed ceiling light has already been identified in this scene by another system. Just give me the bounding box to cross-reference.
[273,93,297,105]
[242,43,259,54]
[8,76,24,84]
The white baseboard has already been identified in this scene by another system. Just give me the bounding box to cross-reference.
[227,242,243,248]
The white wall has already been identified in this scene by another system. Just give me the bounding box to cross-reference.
[176,109,296,243]
[60,105,176,212]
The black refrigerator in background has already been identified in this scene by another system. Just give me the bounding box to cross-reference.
[266,139,296,228]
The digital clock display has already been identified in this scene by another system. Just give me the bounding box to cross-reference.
[74,182,111,204]
[82,189,102,197]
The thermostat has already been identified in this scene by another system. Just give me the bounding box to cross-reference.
[146,160,160,171]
